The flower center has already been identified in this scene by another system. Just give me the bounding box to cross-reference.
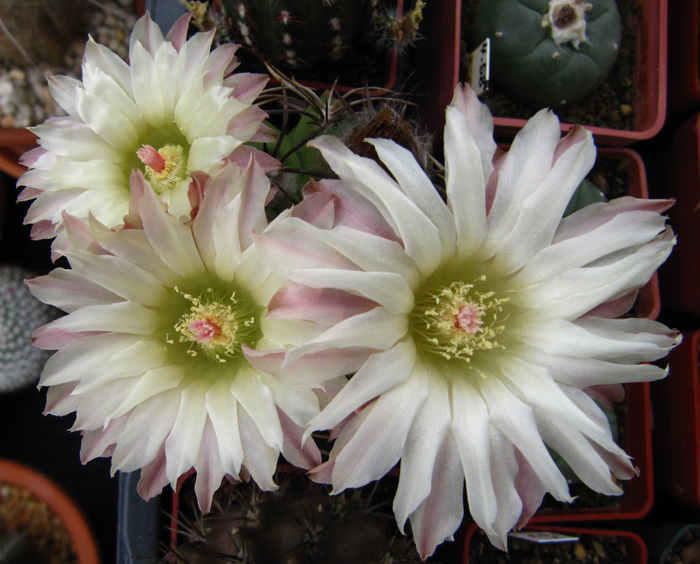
[167,287,258,364]
[137,143,188,195]
[410,277,509,364]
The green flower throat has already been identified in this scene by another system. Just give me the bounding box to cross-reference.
[162,280,262,367]
[410,274,510,366]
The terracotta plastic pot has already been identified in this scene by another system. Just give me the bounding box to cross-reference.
[655,330,700,509]
[464,523,647,563]
[0,459,100,564]
[667,0,700,114]
[416,0,667,146]
[659,112,700,317]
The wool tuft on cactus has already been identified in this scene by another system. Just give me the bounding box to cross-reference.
[472,0,622,108]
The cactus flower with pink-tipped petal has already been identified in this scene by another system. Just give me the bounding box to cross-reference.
[26,161,322,511]
[18,12,269,259]
[257,83,680,557]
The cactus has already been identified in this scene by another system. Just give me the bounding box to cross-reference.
[209,0,419,85]
[472,0,622,108]
[0,265,58,393]
[564,179,607,216]
[167,471,436,564]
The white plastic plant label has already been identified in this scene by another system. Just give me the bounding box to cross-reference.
[469,38,491,96]
[508,531,580,544]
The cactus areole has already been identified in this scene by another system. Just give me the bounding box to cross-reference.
[472,0,622,108]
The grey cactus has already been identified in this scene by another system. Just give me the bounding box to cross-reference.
[0,265,57,393]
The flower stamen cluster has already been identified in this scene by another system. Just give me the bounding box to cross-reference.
[137,143,188,195]
[410,277,509,363]
[169,287,257,364]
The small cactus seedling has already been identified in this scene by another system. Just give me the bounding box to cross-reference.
[166,471,436,564]
[472,0,622,108]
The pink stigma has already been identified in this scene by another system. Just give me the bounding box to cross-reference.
[137,144,166,173]
[454,304,484,334]
[188,318,221,342]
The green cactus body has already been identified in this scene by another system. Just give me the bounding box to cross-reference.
[564,178,607,216]
[220,0,388,76]
[472,0,622,108]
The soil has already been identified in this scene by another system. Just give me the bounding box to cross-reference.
[468,529,629,563]
[663,526,700,564]
[0,482,77,564]
[460,0,641,131]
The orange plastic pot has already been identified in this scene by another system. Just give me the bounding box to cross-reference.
[0,459,100,564]
[417,0,667,146]
[655,330,700,508]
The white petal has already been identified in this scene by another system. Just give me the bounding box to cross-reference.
[39,333,140,387]
[306,340,417,438]
[231,367,283,451]
[68,251,168,306]
[75,88,139,151]
[512,317,680,364]
[136,177,205,278]
[45,301,159,335]
[451,377,498,535]
[479,109,562,259]
[193,419,226,513]
[27,269,121,312]
[444,84,494,255]
[259,371,319,429]
[516,231,675,319]
[110,389,180,473]
[238,407,279,491]
[393,367,451,531]
[516,348,669,388]
[512,204,669,286]
[289,269,414,314]
[283,307,408,363]
[309,135,443,275]
[408,432,465,560]
[165,380,209,483]
[188,135,242,172]
[491,126,595,273]
[205,379,244,478]
[82,62,144,135]
[369,138,457,261]
[478,375,571,502]
[105,365,184,425]
[484,427,521,549]
[330,366,430,492]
